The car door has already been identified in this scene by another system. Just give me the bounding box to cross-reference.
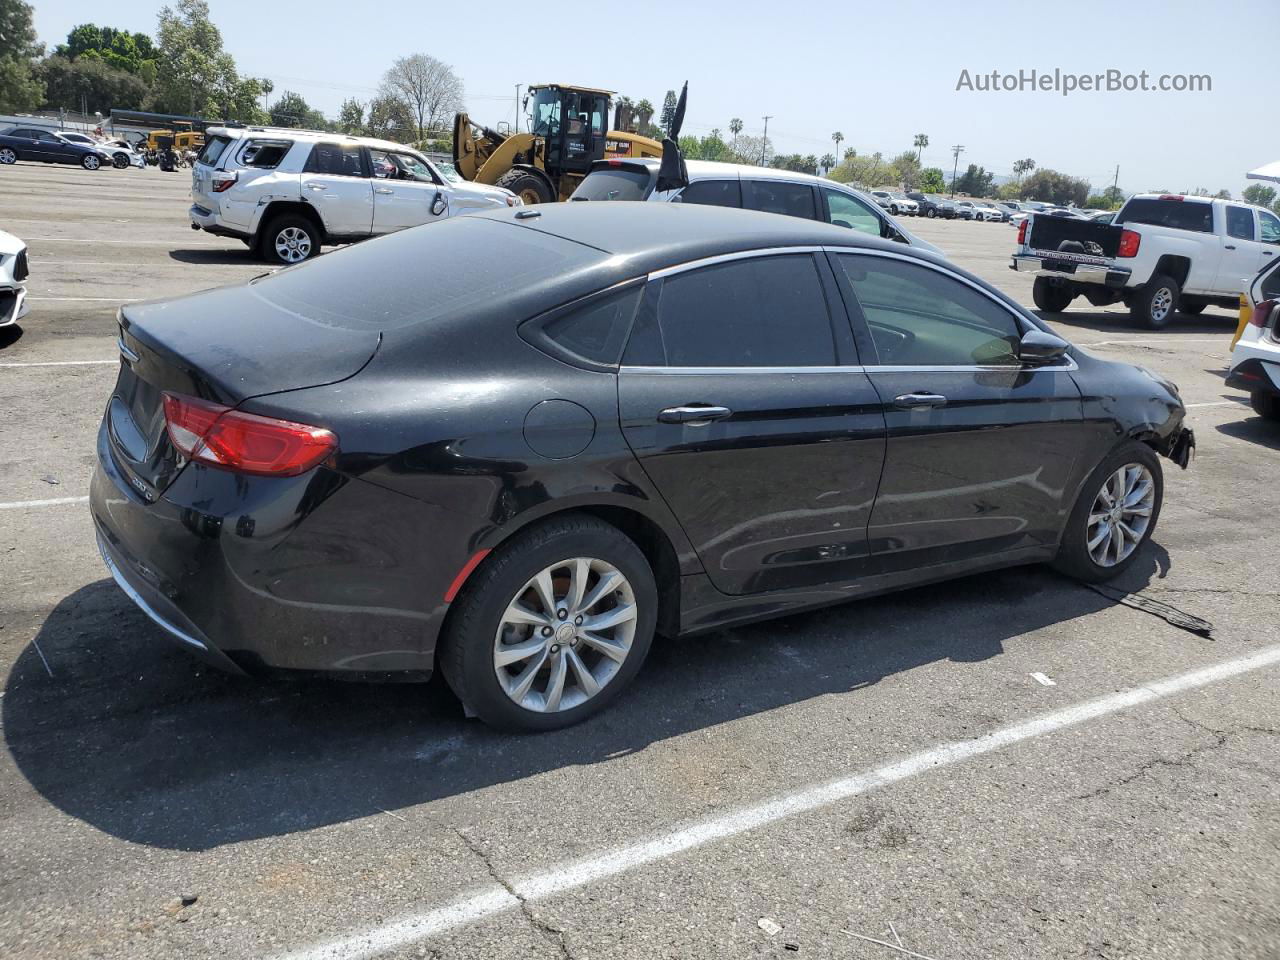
[829,250,1086,572]
[299,142,374,237]
[40,132,77,164]
[1216,205,1263,293]
[9,129,46,161]
[369,149,449,233]
[617,250,887,595]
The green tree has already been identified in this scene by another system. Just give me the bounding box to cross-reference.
[890,149,922,190]
[773,154,818,175]
[831,130,844,160]
[633,99,658,139]
[1101,185,1125,208]
[1011,157,1035,182]
[0,0,45,112]
[338,97,364,135]
[829,151,889,188]
[153,0,240,116]
[1242,183,1277,208]
[820,152,836,173]
[1020,168,1090,206]
[659,89,677,136]
[729,117,743,151]
[38,54,149,113]
[270,90,326,129]
[365,93,415,142]
[953,163,995,197]
[913,132,928,163]
[57,24,157,75]
[919,167,946,192]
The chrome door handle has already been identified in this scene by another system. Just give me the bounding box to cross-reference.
[658,404,732,425]
[1224,244,1236,250]
[893,392,947,409]
[1265,251,1274,255]
[374,187,394,195]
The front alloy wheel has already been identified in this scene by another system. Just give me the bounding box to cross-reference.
[494,558,637,713]
[1085,464,1155,567]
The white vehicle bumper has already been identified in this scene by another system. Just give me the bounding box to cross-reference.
[0,285,27,326]
[1227,328,1280,396]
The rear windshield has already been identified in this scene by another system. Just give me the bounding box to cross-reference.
[1116,198,1214,233]
[251,217,600,331]
[197,135,232,167]
[573,167,653,201]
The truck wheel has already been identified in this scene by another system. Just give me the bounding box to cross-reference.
[495,169,554,205]
[259,214,320,265]
[1032,277,1074,313]
[1179,300,1207,316]
[1132,275,1180,329]
[1250,391,1280,421]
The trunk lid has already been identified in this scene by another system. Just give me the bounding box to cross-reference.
[108,283,380,499]
[1026,215,1123,262]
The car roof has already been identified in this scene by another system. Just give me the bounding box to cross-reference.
[204,125,413,153]
[607,156,860,187]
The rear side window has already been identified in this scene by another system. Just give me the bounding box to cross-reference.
[653,255,836,367]
[198,135,232,166]
[304,142,368,178]
[678,179,742,207]
[239,139,291,169]
[836,254,1021,366]
[525,285,642,366]
[1116,198,1214,233]
[573,167,652,201]
[742,180,817,220]
[1225,206,1255,241]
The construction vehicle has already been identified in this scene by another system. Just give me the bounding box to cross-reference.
[453,83,665,205]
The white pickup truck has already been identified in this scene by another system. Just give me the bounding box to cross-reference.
[1011,194,1280,328]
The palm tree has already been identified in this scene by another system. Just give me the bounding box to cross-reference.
[821,152,836,173]
[831,131,843,159]
[729,117,744,152]
[803,154,819,175]
[843,147,856,161]
[913,133,928,164]
[1012,158,1036,183]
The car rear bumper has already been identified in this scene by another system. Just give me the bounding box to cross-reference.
[91,419,444,677]
[1226,356,1280,396]
[188,204,250,240]
[1011,254,1132,288]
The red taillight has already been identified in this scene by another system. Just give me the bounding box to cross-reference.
[1116,229,1141,258]
[211,173,237,193]
[1250,299,1277,329]
[1017,219,1028,244]
[162,392,337,477]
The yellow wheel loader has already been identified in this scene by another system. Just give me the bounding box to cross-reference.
[453,83,664,204]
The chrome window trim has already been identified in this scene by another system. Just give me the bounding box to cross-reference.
[621,357,1077,375]
[621,365,861,375]
[646,246,827,280]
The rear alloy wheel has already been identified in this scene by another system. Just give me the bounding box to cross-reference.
[1250,391,1280,421]
[440,515,657,730]
[261,215,319,265]
[1032,276,1074,313]
[1132,274,1180,329]
[1054,441,1162,582]
[0,148,16,165]
[81,153,101,170]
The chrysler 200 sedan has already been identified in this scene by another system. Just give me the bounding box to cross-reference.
[91,203,1194,730]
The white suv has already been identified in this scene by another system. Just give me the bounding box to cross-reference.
[1227,257,1280,421]
[189,127,520,264]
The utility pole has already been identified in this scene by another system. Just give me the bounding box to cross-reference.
[950,144,965,196]
[760,115,773,165]
[1113,164,1120,190]
[514,84,522,134]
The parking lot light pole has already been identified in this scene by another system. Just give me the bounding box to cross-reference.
[950,144,965,196]
[761,116,772,165]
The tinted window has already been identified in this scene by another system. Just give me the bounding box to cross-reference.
[573,167,652,201]
[1116,198,1213,233]
[9,128,40,137]
[198,135,232,166]
[678,179,742,207]
[1226,206,1255,241]
[743,180,817,220]
[239,140,291,169]
[1260,211,1280,245]
[824,189,882,237]
[304,142,368,177]
[655,255,835,367]
[533,285,642,365]
[837,254,1021,366]
[1262,261,1280,300]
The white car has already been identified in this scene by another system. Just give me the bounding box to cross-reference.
[190,126,521,265]
[1227,256,1280,421]
[570,158,945,258]
[0,228,30,327]
[868,190,895,212]
[889,192,919,216]
[973,202,1003,222]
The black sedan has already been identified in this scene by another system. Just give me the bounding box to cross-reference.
[0,126,108,170]
[91,203,1193,730]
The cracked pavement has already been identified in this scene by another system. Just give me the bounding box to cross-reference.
[1,162,1278,960]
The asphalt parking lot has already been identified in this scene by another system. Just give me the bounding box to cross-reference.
[1,161,1277,960]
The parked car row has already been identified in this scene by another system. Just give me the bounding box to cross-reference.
[0,125,148,170]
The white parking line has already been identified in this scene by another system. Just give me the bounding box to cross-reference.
[0,496,88,511]
[26,297,141,302]
[274,643,1280,960]
[24,237,225,246]
[1079,337,1227,347]
[0,360,115,367]
[1186,400,1243,409]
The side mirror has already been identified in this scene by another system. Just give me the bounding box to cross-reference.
[1018,328,1070,364]
[431,192,447,217]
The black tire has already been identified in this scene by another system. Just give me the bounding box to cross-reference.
[1054,440,1163,583]
[1032,276,1075,313]
[258,213,320,265]
[439,514,658,731]
[495,168,555,205]
[1179,300,1207,316]
[1131,274,1180,329]
[112,153,130,169]
[1250,391,1280,421]
[81,153,101,170]
[926,208,936,218]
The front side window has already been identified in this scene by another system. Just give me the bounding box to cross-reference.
[678,179,741,208]
[653,255,836,367]
[304,142,368,178]
[823,189,881,237]
[368,149,436,182]
[742,180,817,220]
[836,254,1021,366]
[1226,206,1256,241]
[1260,211,1280,245]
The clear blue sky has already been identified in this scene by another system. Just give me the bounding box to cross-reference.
[32,0,1270,196]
